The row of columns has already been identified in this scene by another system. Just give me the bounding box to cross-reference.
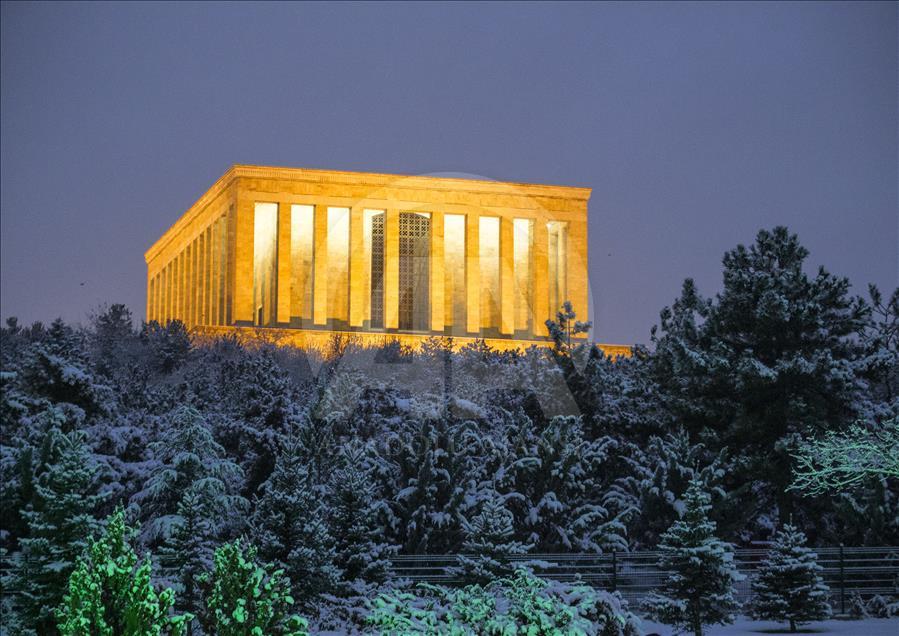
[147,212,230,328]
[229,196,585,338]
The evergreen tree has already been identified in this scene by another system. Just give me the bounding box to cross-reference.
[250,441,341,604]
[628,429,727,548]
[140,319,191,374]
[504,416,633,553]
[328,443,395,585]
[90,303,137,379]
[644,479,741,636]
[215,349,296,493]
[15,429,103,635]
[544,302,595,428]
[158,487,217,627]
[749,523,831,632]
[56,508,191,636]
[652,227,870,525]
[453,489,531,583]
[199,538,309,636]
[386,417,480,554]
[134,405,245,543]
[857,285,899,419]
[20,318,112,419]
[0,443,35,551]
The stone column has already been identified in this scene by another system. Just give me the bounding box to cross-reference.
[204,226,212,326]
[146,270,154,323]
[313,204,329,326]
[192,238,199,327]
[533,218,549,336]
[233,196,255,324]
[349,207,366,328]
[196,234,204,326]
[430,211,445,333]
[277,202,291,325]
[500,215,515,336]
[220,217,226,325]
[191,237,199,326]
[185,243,192,327]
[384,208,400,329]
[210,221,219,326]
[163,265,169,323]
[568,213,588,333]
[465,213,480,334]
[179,249,186,325]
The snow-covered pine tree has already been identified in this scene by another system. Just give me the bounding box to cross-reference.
[504,415,632,553]
[251,440,341,604]
[749,523,831,632]
[628,429,727,549]
[89,303,137,380]
[857,285,899,420]
[20,318,110,420]
[56,508,191,636]
[652,227,871,527]
[453,489,531,584]
[133,405,246,544]
[643,478,741,636]
[158,487,217,625]
[328,443,395,585]
[14,428,103,635]
[215,348,297,493]
[139,319,191,375]
[387,418,473,554]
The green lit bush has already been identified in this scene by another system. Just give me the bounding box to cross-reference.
[199,538,309,636]
[365,569,641,636]
[56,508,192,636]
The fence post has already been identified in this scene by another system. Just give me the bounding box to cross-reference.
[839,543,845,615]
[611,551,618,592]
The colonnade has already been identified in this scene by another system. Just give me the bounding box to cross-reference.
[148,202,575,340]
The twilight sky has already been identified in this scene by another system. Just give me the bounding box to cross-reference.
[1,2,896,345]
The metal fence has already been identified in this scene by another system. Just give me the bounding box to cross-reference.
[390,546,899,611]
[2,546,897,613]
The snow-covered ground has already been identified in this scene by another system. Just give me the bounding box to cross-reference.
[639,617,899,636]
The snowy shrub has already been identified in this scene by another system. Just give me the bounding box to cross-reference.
[865,594,890,618]
[365,569,641,635]
[848,591,868,618]
[864,592,899,618]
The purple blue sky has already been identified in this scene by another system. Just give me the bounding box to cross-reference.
[1,2,896,345]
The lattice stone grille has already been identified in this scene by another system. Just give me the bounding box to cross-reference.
[399,213,430,331]
[370,213,385,328]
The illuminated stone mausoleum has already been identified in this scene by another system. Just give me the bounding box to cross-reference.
[145,165,627,355]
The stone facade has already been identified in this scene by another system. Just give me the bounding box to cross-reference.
[144,165,627,355]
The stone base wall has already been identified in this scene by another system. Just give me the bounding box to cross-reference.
[190,324,632,358]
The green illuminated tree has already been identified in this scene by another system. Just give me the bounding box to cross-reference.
[199,538,308,636]
[56,508,191,636]
[789,418,899,495]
